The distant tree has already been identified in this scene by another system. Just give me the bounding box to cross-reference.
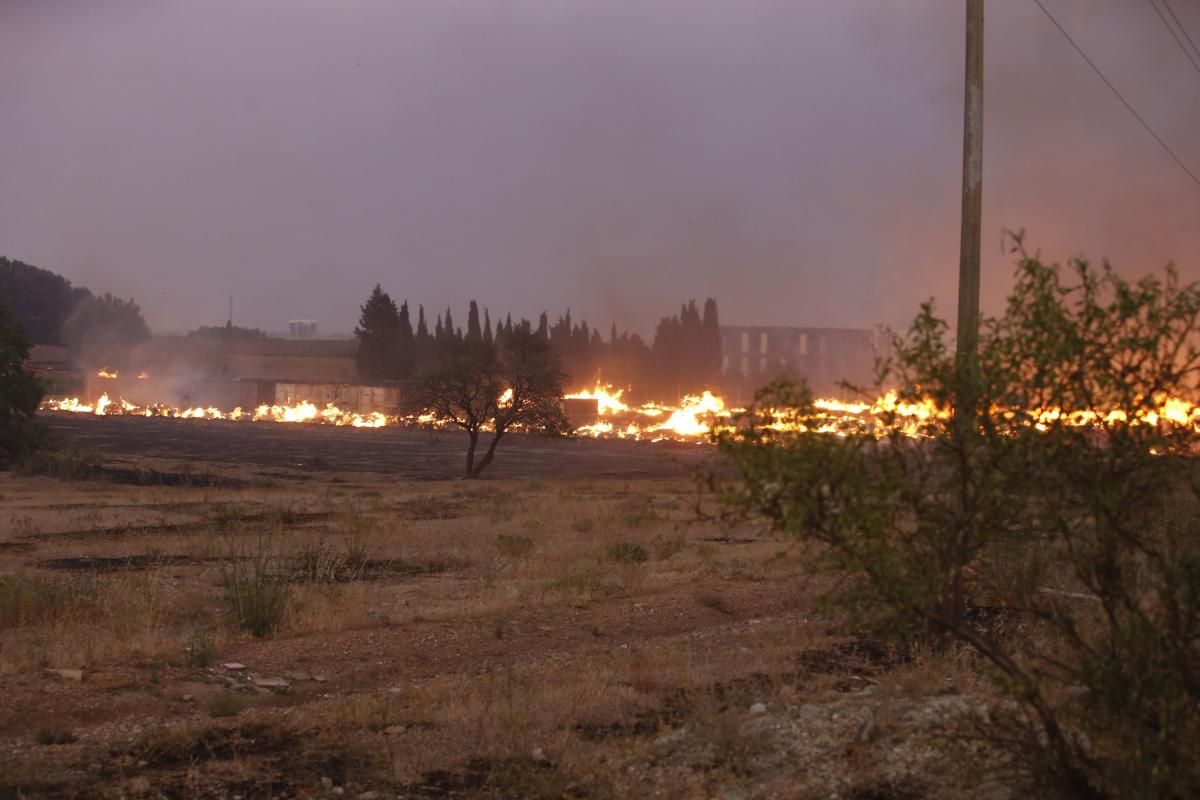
[0,255,141,347]
[650,298,721,396]
[397,301,415,377]
[354,285,402,380]
[61,292,150,368]
[0,303,46,466]
[414,325,568,478]
[187,323,268,339]
[466,300,483,345]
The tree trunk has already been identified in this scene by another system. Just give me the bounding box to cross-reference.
[470,432,505,478]
[464,430,479,478]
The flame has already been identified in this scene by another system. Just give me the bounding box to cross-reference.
[565,384,630,415]
[137,371,149,380]
[97,369,118,379]
[37,384,1200,445]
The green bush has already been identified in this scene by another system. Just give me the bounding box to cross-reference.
[714,237,1200,799]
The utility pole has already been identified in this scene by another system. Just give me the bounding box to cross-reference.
[955,0,984,432]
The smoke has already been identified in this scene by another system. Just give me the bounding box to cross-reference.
[0,0,1197,337]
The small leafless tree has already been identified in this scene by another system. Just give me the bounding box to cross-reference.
[415,324,568,478]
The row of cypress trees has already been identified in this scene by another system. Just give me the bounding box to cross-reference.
[354,285,722,400]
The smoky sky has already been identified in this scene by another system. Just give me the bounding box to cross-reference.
[2,1,1198,337]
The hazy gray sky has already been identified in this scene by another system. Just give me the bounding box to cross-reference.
[2,0,1198,336]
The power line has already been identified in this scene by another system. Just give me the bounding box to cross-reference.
[1147,0,1200,78]
[1163,0,1200,64]
[1031,0,1200,190]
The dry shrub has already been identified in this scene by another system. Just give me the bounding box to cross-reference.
[650,534,686,560]
[220,532,290,638]
[207,691,247,718]
[607,542,648,564]
[495,534,535,559]
[0,573,97,629]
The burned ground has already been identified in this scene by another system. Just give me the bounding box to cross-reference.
[0,418,1010,798]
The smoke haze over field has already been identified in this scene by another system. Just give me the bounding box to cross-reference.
[1,0,1198,336]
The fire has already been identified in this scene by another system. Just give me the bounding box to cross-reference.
[36,382,1200,445]
[97,369,118,379]
[565,384,630,415]
[137,371,149,380]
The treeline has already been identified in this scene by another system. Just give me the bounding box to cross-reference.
[355,285,722,399]
[0,256,150,367]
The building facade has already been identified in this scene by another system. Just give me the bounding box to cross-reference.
[719,325,877,401]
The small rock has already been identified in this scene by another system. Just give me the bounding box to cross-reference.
[331,788,344,797]
[253,677,290,690]
[320,777,333,789]
[222,662,246,671]
[531,747,549,764]
[181,694,194,702]
[46,668,84,682]
[855,719,875,743]
[357,792,380,800]
[313,674,328,682]
[284,671,312,682]
[384,724,405,736]
[748,702,767,715]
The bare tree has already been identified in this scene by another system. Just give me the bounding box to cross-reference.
[414,324,568,478]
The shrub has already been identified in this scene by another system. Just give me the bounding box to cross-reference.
[607,542,648,564]
[713,237,1200,799]
[184,624,215,667]
[220,533,289,637]
[650,534,686,560]
[292,538,369,583]
[0,574,96,628]
[495,534,535,559]
[206,691,246,718]
[34,727,77,746]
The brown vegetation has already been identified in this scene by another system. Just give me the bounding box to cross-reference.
[0,454,1010,798]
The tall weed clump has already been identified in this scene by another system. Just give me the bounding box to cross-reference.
[220,531,290,638]
[713,234,1200,799]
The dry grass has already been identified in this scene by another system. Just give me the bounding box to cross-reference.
[0,464,1012,798]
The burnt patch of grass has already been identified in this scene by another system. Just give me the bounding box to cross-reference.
[37,554,203,572]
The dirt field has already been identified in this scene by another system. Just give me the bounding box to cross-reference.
[39,414,712,480]
[0,419,1007,799]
